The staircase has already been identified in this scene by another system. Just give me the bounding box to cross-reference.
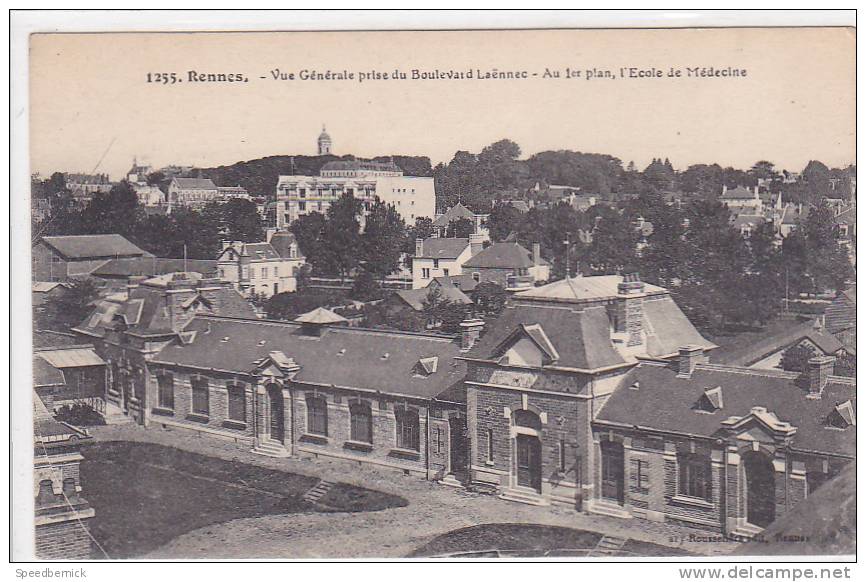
[302,479,334,503]
[589,535,628,557]
[499,487,550,506]
[252,439,290,458]
[102,403,133,425]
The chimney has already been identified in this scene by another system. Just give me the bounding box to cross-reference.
[459,318,485,352]
[469,233,484,256]
[532,242,541,266]
[807,355,835,397]
[722,184,728,195]
[614,273,646,347]
[266,228,277,243]
[415,237,424,257]
[676,345,704,378]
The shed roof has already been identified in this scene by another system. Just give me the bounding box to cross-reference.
[39,234,147,260]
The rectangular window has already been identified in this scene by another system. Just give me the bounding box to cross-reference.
[262,267,269,279]
[157,374,174,409]
[395,408,420,451]
[422,268,430,279]
[443,268,449,276]
[298,201,306,212]
[678,453,712,501]
[227,384,246,423]
[559,439,567,472]
[635,458,650,493]
[433,259,439,269]
[191,377,209,416]
[298,188,306,198]
[350,402,373,443]
[486,428,494,463]
[307,396,328,436]
[433,427,444,454]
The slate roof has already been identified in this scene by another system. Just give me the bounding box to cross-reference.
[642,296,718,357]
[37,347,106,369]
[320,160,402,173]
[516,275,666,302]
[432,203,476,228]
[430,274,479,293]
[465,303,628,371]
[33,357,66,387]
[295,307,348,324]
[394,286,473,312]
[781,204,810,225]
[722,321,847,367]
[417,237,470,259]
[720,186,758,200]
[172,177,217,190]
[39,235,147,260]
[268,232,302,259]
[463,242,546,269]
[90,257,217,278]
[32,282,67,293]
[152,316,467,400]
[595,361,856,457]
[243,243,281,260]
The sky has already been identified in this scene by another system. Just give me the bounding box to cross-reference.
[29,27,855,181]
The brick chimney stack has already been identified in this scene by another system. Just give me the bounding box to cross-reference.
[459,318,485,352]
[415,238,424,257]
[614,273,646,347]
[807,355,836,397]
[532,242,541,266]
[676,345,704,378]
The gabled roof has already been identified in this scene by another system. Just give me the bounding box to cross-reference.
[642,296,718,357]
[294,307,347,325]
[152,316,466,401]
[39,234,147,260]
[417,237,470,259]
[33,357,66,387]
[432,203,476,227]
[90,257,217,278]
[463,242,544,269]
[429,274,479,293]
[722,321,847,367]
[394,286,472,312]
[720,186,758,200]
[32,282,67,293]
[595,362,855,457]
[243,243,281,260]
[496,323,560,363]
[171,177,217,190]
[466,303,627,371]
[268,232,302,259]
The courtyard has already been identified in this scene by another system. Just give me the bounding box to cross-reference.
[83,424,741,559]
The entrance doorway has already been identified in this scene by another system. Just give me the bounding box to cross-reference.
[600,441,625,504]
[744,452,776,528]
[448,416,468,479]
[516,434,542,491]
[267,384,284,443]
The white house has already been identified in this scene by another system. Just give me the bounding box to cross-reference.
[411,235,483,289]
[217,232,306,297]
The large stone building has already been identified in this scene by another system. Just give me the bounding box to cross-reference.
[72,272,257,425]
[167,177,220,210]
[411,236,483,289]
[275,157,436,228]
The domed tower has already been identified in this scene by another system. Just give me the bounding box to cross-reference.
[317,125,332,155]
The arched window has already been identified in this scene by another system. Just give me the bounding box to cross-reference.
[350,401,373,444]
[395,408,420,451]
[307,395,328,436]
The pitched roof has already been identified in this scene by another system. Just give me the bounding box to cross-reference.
[394,286,473,312]
[243,243,280,260]
[33,357,66,387]
[268,232,302,259]
[90,257,217,278]
[430,274,479,293]
[39,234,147,260]
[294,307,347,325]
[32,282,66,293]
[595,361,856,457]
[516,275,666,302]
[463,242,542,269]
[37,347,106,369]
[152,316,466,400]
[721,321,848,367]
[172,177,217,190]
[834,206,855,226]
[432,203,476,227]
[417,237,470,259]
[642,296,717,357]
[466,303,627,371]
[720,186,758,200]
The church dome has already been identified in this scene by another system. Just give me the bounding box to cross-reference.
[318,126,332,142]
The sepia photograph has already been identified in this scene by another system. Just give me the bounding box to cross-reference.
[11,10,857,567]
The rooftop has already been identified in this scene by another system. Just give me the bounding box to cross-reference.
[432,203,477,228]
[394,286,473,312]
[595,361,855,457]
[39,234,148,260]
[463,242,545,269]
[172,177,218,190]
[417,237,470,260]
[152,316,467,401]
[516,274,666,302]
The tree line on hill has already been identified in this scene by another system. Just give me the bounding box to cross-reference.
[32,175,265,259]
[433,139,855,212]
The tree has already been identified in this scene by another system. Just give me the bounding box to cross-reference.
[78,181,144,239]
[487,203,523,242]
[36,278,101,332]
[834,352,856,378]
[322,193,363,278]
[778,344,816,374]
[749,160,778,182]
[471,282,508,316]
[351,269,383,301]
[210,199,265,242]
[290,212,328,273]
[801,201,854,294]
[582,208,639,275]
[361,199,406,278]
[445,217,475,238]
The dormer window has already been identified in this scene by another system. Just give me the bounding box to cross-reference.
[697,386,723,412]
[828,400,856,429]
[414,356,438,377]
